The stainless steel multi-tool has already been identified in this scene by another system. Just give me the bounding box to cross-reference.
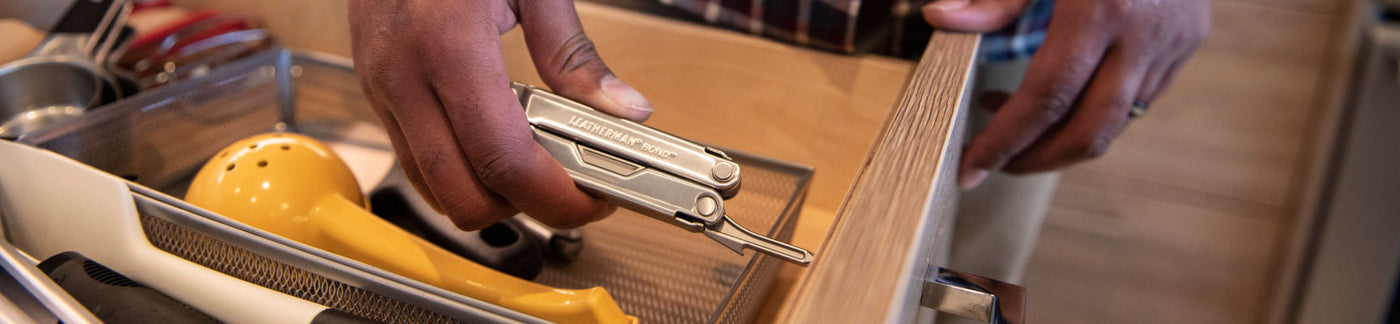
[513,82,815,265]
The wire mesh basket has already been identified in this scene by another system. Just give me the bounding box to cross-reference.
[18,48,811,323]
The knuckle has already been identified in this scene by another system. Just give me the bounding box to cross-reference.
[1169,25,1209,53]
[414,150,449,171]
[364,62,395,85]
[1140,21,1168,42]
[552,31,607,77]
[1192,5,1214,41]
[1100,0,1135,20]
[1092,91,1133,112]
[473,147,531,194]
[443,207,492,231]
[1026,90,1075,124]
[433,188,487,230]
[437,191,512,231]
[1189,24,1211,46]
[359,54,410,90]
[1068,133,1114,160]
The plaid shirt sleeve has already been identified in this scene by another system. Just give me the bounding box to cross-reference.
[656,0,1055,63]
[978,0,1054,62]
[657,0,863,53]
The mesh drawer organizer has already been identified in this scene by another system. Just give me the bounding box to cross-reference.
[14,49,812,323]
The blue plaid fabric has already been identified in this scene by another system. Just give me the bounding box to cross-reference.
[656,0,864,53]
[980,0,1054,62]
[657,0,1056,61]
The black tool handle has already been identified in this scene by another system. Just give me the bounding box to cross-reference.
[38,251,219,323]
[49,0,118,34]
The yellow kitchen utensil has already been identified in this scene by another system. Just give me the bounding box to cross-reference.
[185,133,635,324]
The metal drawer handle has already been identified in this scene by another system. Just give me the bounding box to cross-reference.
[921,267,1025,324]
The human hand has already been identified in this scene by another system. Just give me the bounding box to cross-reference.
[922,0,1210,189]
[348,0,654,230]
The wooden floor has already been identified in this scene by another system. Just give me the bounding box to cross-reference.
[1020,0,1346,322]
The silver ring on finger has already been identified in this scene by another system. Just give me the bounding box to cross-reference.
[1128,100,1150,119]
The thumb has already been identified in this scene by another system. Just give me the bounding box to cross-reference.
[517,0,654,122]
[922,0,1032,32]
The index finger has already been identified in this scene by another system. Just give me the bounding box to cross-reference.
[413,3,614,229]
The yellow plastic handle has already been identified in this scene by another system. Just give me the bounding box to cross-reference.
[312,195,630,323]
[185,133,634,324]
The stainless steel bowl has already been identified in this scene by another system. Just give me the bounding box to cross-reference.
[0,57,104,139]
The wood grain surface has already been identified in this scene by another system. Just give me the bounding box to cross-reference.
[778,31,978,323]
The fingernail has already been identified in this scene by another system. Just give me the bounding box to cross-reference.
[924,0,969,11]
[600,74,653,119]
[959,169,989,190]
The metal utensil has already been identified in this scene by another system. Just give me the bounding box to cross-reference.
[0,198,101,324]
[0,0,130,139]
[0,59,102,139]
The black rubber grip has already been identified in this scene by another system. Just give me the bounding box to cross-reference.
[39,251,219,324]
[310,308,382,324]
[50,0,117,34]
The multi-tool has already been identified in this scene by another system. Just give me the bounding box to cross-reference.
[513,82,815,265]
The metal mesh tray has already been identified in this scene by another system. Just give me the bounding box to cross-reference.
[20,48,811,323]
[128,184,540,323]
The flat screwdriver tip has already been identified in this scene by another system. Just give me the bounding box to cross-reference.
[704,216,815,266]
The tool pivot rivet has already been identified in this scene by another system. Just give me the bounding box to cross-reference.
[712,162,736,181]
[696,196,717,216]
